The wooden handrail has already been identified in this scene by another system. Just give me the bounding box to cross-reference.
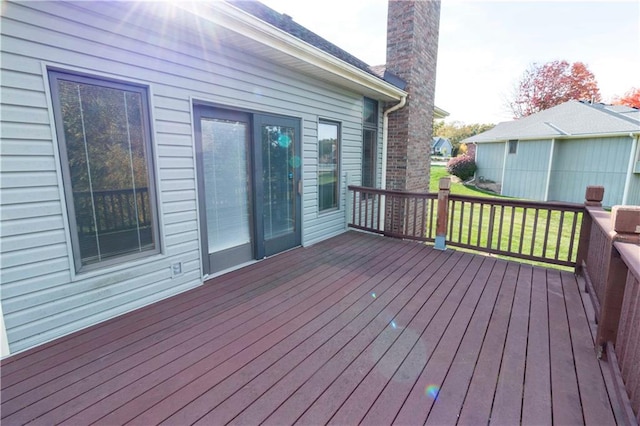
[578,197,640,421]
[348,180,585,267]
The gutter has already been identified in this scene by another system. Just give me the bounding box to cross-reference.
[379,96,408,231]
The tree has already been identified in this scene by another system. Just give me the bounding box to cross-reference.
[613,87,640,109]
[432,121,494,156]
[508,60,601,118]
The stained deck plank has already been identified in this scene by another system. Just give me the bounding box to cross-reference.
[490,264,532,424]
[521,266,553,425]
[547,269,584,425]
[562,271,617,425]
[0,231,623,426]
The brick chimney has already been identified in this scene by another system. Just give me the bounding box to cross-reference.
[385,0,441,192]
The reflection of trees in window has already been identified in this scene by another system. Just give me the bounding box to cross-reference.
[318,121,339,211]
[262,125,296,238]
[51,72,158,270]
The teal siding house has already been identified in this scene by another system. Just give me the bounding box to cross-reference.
[467,101,640,207]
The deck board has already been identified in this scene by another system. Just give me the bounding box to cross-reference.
[547,269,585,425]
[0,231,622,425]
[490,264,532,424]
[521,266,553,425]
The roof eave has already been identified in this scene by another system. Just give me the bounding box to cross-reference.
[470,130,640,143]
[178,2,407,102]
[434,106,449,119]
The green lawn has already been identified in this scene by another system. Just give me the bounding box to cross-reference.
[428,165,580,270]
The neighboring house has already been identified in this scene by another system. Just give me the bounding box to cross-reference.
[431,137,453,156]
[466,100,640,207]
[0,1,440,355]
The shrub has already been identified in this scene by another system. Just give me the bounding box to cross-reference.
[446,155,477,181]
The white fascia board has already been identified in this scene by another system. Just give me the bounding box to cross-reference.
[473,130,640,143]
[181,2,406,102]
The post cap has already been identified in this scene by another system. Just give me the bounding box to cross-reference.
[439,177,451,190]
[611,205,640,235]
[585,186,604,205]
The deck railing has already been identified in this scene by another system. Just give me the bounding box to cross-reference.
[576,191,640,423]
[348,178,584,267]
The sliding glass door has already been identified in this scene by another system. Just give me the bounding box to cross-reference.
[195,107,301,275]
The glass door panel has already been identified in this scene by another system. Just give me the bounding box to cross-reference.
[262,124,295,239]
[254,115,301,258]
[195,108,253,275]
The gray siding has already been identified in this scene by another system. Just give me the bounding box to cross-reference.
[0,1,373,353]
[548,136,632,206]
[475,142,505,184]
[503,139,552,201]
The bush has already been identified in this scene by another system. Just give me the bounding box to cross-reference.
[446,155,477,181]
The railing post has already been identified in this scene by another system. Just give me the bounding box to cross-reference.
[575,186,604,275]
[434,177,451,250]
[595,206,640,360]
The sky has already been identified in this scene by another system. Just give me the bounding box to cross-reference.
[260,0,640,125]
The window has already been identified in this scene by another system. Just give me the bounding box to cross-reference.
[362,98,378,187]
[508,139,518,154]
[318,120,340,211]
[49,70,159,272]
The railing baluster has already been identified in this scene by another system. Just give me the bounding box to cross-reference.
[530,208,539,257]
[412,197,420,237]
[352,188,357,226]
[428,198,435,239]
[542,209,551,258]
[487,205,495,250]
[519,207,527,254]
[555,210,565,261]
[455,201,462,244]
[477,202,484,247]
[567,211,579,262]
[420,197,427,239]
[508,206,516,253]
[467,202,474,245]
[376,193,381,231]
[497,205,504,251]
[364,191,369,229]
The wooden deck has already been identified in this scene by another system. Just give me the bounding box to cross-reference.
[0,231,627,425]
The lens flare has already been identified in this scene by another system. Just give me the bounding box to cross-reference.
[277,133,291,148]
[425,384,440,400]
[289,155,301,168]
[371,292,377,299]
[390,320,397,329]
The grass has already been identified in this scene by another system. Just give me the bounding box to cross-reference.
[429,165,506,198]
[428,165,580,271]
